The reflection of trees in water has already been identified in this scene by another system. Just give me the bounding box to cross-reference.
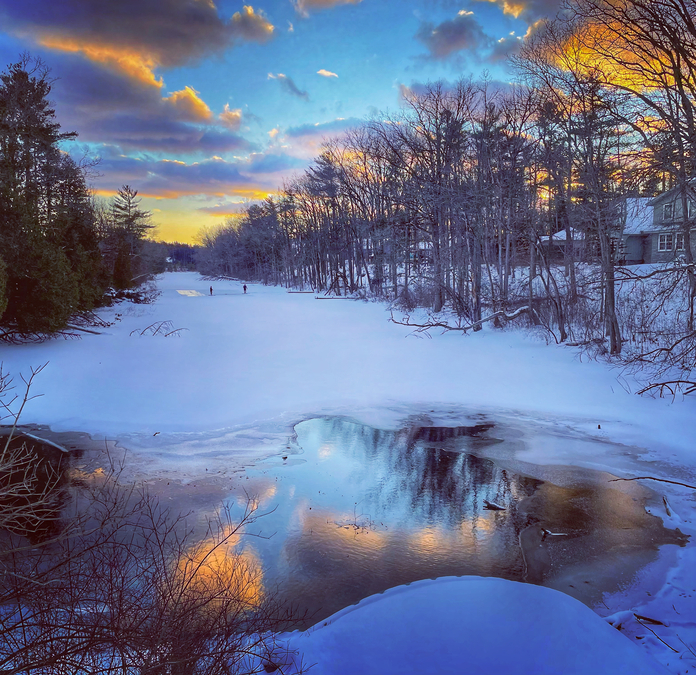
[317,418,540,532]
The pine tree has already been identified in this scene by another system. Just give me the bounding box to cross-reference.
[0,55,104,334]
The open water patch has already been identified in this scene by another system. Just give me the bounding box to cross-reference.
[226,416,687,627]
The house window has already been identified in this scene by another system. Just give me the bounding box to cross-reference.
[663,203,674,221]
[676,232,686,251]
[658,233,674,251]
[689,201,696,219]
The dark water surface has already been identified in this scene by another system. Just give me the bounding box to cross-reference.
[5,418,687,629]
[228,417,687,627]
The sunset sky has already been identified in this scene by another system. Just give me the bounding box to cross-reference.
[0,0,561,242]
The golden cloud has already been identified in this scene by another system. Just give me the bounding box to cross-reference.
[34,5,274,88]
[164,86,213,121]
[559,20,676,92]
[231,5,274,42]
[476,0,539,19]
[317,69,338,78]
[38,35,163,87]
[219,104,243,130]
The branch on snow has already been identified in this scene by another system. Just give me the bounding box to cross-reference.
[389,305,540,336]
[636,380,696,397]
[614,263,696,281]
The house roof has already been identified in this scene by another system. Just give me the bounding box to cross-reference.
[648,178,696,206]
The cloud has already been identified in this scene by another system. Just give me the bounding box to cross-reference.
[90,150,268,199]
[397,78,515,106]
[317,69,338,78]
[280,117,361,158]
[2,0,275,85]
[35,52,249,155]
[293,0,363,18]
[90,115,252,154]
[473,0,562,24]
[489,34,523,61]
[285,118,360,138]
[415,10,490,60]
[197,202,250,216]
[219,104,243,131]
[268,73,310,101]
[164,87,213,122]
[230,6,274,43]
[244,152,308,174]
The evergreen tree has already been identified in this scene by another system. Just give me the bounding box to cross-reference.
[0,55,104,334]
[108,185,153,289]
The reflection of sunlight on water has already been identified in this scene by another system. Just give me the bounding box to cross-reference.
[210,416,687,627]
[317,443,334,460]
[472,513,495,534]
[69,466,106,482]
[305,510,388,550]
[409,527,443,554]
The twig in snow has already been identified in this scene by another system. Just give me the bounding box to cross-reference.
[634,616,679,653]
[677,635,696,659]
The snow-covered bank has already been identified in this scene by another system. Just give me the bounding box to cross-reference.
[2,271,695,674]
[281,576,670,675]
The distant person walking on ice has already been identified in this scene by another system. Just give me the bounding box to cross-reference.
[210,286,213,296]
[243,284,247,294]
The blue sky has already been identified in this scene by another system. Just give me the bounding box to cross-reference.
[0,0,560,242]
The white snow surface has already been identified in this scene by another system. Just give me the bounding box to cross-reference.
[2,271,695,674]
[282,577,669,675]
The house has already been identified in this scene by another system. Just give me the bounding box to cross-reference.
[620,192,696,264]
[539,227,586,261]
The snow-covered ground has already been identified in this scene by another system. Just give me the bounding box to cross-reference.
[2,271,695,674]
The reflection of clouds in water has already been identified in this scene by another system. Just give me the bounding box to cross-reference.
[69,466,107,482]
[176,523,264,611]
[220,416,687,626]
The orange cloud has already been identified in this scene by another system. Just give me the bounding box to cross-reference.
[558,20,677,93]
[31,4,274,88]
[164,86,213,121]
[317,69,338,78]
[219,104,243,130]
[38,36,163,87]
[479,0,526,17]
[231,5,274,42]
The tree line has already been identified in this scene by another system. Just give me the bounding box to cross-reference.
[198,0,696,392]
[0,55,196,340]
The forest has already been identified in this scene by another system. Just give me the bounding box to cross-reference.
[0,56,196,341]
[197,0,696,394]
